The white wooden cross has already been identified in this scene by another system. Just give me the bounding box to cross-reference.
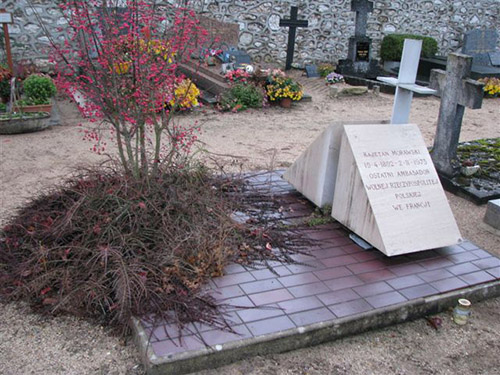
[377,39,436,124]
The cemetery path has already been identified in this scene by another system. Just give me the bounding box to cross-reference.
[0,77,499,374]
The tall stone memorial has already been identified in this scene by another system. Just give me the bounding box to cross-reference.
[338,0,380,78]
[429,53,484,177]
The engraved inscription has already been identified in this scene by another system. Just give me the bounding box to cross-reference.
[359,147,438,211]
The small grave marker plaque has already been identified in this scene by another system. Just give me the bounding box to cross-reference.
[332,124,462,256]
[305,64,320,78]
[356,42,370,61]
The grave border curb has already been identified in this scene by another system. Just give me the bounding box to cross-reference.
[133,279,500,375]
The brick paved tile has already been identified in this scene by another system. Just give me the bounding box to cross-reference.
[279,272,320,287]
[487,267,500,278]
[288,281,330,298]
[353,281,393,297]
[201,325,253,346]
[365,291,407,308]
[246,316,296,336]
[358,269,397,283]
[248,288,294,305]
[418,269,455,283]
[286,260,325,274]
[317,288,359,305]
[473,257,500,270]
[213,272,255,288]
[447,252,479,264]
[211,285,245,301]
[419,257,454,271]
[471,249,494,259]
[290,307,336,326]
[347,260,387,274]
[314,266,353,281]
[236,304,284,323]
[387,275,425,290]
[324,276,364,291]
[430,277,468,292]
[390,263,427,276]
[447,263,481,276]
[278,296,324,314]
[435,245,466,256]
[240,278,284,295]
[459,271,496,285]
[328,299,373,318]
[460,241,479,251]
[321,255,357,268]
[250,266,292,280]
[399,284,439,299]
[152,335,204,356]
[310,247,346,259]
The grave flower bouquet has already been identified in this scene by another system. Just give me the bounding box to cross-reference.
[325,72,344,85]
[479,77,500,98]
[168,78,200,110]
[224,69,251,84]
[265,76,303,102]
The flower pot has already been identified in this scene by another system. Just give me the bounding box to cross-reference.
[0,113,51,135]
[13,103,52,113]
[280,97,292,108]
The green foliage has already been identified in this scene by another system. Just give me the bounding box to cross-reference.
[22,74,57,105]
[318,63,336,78]
[380,34,438,61]
[219,83,263,111]
[0,102,6,112]
[0,64,11,103]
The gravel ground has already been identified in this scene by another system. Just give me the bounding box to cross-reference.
[1,74,499,374]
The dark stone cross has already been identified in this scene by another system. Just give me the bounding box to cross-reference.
[279,6,308,70]
[429,53,485,177]
[352,0,373,37]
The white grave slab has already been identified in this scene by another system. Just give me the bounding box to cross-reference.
[332,124,462,256]
[283,120,387,208]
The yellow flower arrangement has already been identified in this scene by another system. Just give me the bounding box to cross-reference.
[479,77,500,98]
[169,79,200,109]
[266,76,303,101]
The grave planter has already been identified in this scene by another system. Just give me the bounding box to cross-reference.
[0,112,51,135]
[13,103,52,113]
[280,97,292,108]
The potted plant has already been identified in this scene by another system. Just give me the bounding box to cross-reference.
[265,71,303,108]
[14,74,57,113]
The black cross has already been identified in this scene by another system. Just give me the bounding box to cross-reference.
[279,6,308,70]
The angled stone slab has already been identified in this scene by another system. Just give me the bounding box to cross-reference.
[332,124,462,256]
[283,120,387,208]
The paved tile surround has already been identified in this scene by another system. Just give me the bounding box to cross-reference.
[141,171,500,359]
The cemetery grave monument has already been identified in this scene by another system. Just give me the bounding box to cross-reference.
[286,40,462,256]
[279,5,309,71]
[338,0,380,79]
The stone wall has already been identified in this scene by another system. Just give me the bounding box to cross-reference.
[2,0,499,66]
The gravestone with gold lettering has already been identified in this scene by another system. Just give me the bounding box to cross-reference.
[331,124,462,256]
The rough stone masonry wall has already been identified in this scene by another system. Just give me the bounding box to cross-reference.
[2,0,499,66]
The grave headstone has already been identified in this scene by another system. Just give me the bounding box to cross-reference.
[462,29,498,66]
[279,6,309,70]
[331,124,462,256]
[484,199,500,231]
[338,0,379,79]
[429,53,484,177]
[489,52,500,67]
[378,39,436,124]
[305,64,320,78]
[283,120,388,208]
